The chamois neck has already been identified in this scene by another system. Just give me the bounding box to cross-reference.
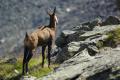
[49,20,56,28]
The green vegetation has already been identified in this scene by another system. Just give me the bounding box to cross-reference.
[0,54,59,80]
[104,28,120,47]
[96,28,120,48]
[107,28,120,44]
[96,40,104,48]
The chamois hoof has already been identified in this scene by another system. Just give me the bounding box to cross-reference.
[22,73,25,76]
[41,65,44,68]
[48,65,51,69]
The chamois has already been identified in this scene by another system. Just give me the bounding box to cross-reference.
[22,7,58,75]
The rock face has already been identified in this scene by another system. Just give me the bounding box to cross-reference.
[40,48,120,80]
[102,16,120,25]
[18,17,120,80]
[39,17,120,80]
[55,24,120,63]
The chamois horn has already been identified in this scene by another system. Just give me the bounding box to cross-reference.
[53,7,56,14]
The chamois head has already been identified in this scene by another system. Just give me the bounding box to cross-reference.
[47,7,58,26]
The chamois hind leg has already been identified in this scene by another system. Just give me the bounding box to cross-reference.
[48,42,52,68]
[26,52,33,74]
[42,46,46,68]
[22,56,26,75]
[22,47,28,75]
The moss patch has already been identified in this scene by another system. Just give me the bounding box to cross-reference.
[105,28,120,47]
[96,28,120,49]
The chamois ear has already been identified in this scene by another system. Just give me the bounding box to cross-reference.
[53,7,56,15]
[47,8,52,16]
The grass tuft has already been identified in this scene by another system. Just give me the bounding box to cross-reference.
[106,28,120,46]
[96,28,120,49]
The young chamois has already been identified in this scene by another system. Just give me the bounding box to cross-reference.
[22,8,58,75]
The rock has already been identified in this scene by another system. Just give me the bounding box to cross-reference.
[40,48,120,80]
[74,20,100,32]
[102,16,120,25]
[89,18,102,30]
[55,36,66,47]
[50,47,61,63]
[62,30,76,37]
[82,22,91,26]
[14,69,19,74]
[45,17,120,80]
[55,46,69,63]
[0,38,5,44]
[68,42,81,53]
[55,34,109,63]
[56,30,82,47]
[80,25,120,40]
[6,57,17,64]
[55,41,86,63]
[87,45,99,56]
[80,18,102,31]
[60,49,92,67]
[73,25,90,31]
[85,34,108,42]
[55,24,112,63]
[20,76,37,80]
[55,30,75,47]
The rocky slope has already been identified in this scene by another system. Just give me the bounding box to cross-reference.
[0,0,120,56]
[41,48,120,80]
[20,16,120,80]
[38,17,120,80]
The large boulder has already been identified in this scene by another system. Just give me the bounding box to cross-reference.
[102,16,120,25]
[80,25,120,40]
[56,21,120,50]
[54,25,120,63]
[40,47,120,80]
[73,18,102,32]
[55,41,86,63]
[56,30,76,47]
[88,18,102,30]
[87,45,99,56]
[55,33,110,63]
[48,19,120,80]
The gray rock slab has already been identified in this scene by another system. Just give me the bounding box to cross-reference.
[39,48,120,80]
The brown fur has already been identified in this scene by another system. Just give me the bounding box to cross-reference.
[22,7,58,75]
[25,27,55,50]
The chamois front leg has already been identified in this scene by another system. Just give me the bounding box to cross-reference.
[22,57,26,75]
[42,46,46,68]
[48,43,52,68]
[25,52,33,74]
[22,46,28,75]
